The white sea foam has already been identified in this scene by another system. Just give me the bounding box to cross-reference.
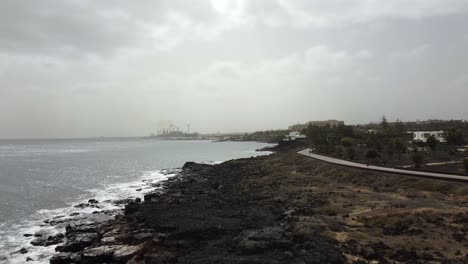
[0,169,178,264]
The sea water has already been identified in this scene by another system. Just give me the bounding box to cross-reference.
[0,138,272,263]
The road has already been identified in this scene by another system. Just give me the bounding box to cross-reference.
[298,148,468,182]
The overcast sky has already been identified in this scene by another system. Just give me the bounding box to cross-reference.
[1,0,468,138]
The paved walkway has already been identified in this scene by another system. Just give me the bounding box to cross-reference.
[298,148,468,182]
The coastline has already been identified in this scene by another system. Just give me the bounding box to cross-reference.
[11,147,468,263]
[2,169,180,264]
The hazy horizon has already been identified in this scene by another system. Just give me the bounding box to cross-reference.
[1,1,468,138]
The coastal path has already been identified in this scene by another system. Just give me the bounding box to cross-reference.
[298,148,468,182]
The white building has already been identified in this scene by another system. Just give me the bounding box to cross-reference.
[413,131,446,143]
[284,131,307,141]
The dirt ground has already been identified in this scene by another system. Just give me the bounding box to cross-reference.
[49,150,468,264]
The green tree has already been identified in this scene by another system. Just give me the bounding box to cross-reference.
[392,138,405,159]
[445,128,465,146]
[394,119,406,135]
[411,152,425,168]
[426,135,438,151]
[341,137,354,147]
[381,115,388,131]
[386,140,395,158]
[366,149,379,163]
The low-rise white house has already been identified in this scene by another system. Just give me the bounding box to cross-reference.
[284,131,307,141]
[413,131,446,143]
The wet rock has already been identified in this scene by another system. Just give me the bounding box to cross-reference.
[19,248,28,254]
[49,252,81,264]
[82,245,115,263]
[152,233,169,244]
[69,212,80,216]
[56,233,99,252]
[66,223,98,234]
[23,233,33,237]
[133,232,153,242]
[124,200,140,215]
[113,244,146,262]
[26,257,33,261]
[144,192,160,202]
[101,236,116,245]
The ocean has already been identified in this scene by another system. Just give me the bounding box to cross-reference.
[0,138,272,263]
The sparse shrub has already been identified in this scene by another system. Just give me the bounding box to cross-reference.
[411,152,425,168]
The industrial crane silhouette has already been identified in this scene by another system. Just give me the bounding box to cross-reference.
[185,123,192,134]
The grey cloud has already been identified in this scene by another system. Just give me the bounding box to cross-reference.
[0,1,468,138]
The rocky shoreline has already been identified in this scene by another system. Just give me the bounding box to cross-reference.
[21,149,468,263]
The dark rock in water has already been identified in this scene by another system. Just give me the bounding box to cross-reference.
[30,233,64,246]
[124,200,140,215]
[113,198,133,205]
[74,203,100,209]
[144,192,160,201]
[26,257,33,261]
[151,182,162,188]
[135,197,142,203]
[88,199,99,204]
[19,248,28,254]
[49,252,81,264]
[136,188,142,191]
[56,233,98,252]
[23,233,33,237]
[69,212,80,217]
[34,230,48,237]
[182,161,213,173]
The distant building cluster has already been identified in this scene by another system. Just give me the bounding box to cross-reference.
[413,131,446,143]
[283,131,307,141]
[288,120,345,131]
